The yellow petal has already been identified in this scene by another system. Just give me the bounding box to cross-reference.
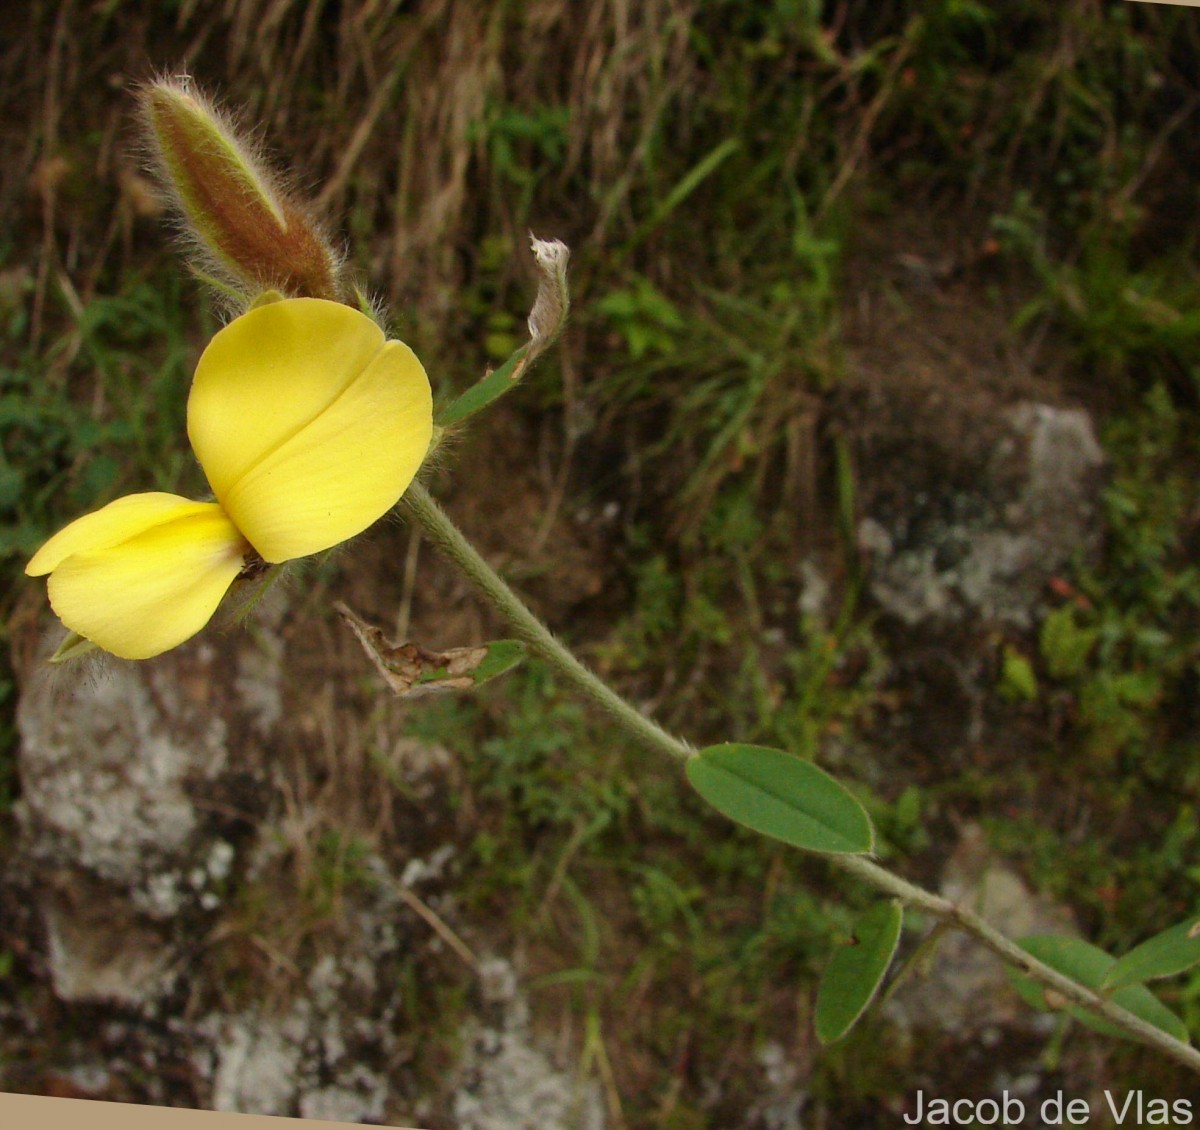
[45,504,249,660]
[188,297,433,562]
[189,298,387,502]
[27,492,222,576]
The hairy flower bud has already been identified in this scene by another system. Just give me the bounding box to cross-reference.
[140,77,343,301]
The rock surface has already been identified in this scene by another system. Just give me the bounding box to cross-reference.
[8,603,610,1126]
[453,957,606,1130]
[13,636,257,1005]
[854,397,1105,629]
[884,824,1077,1036]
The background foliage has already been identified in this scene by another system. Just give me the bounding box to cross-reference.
[4,0,1200,1121]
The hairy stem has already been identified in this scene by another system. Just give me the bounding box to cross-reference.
[837,855,1200,1072]
[400,482,690,765]
[400,479,1200,1075]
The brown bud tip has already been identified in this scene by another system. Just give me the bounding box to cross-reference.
[140,77,342,301]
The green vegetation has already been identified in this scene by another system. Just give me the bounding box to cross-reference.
[0,271,206,563]
[4,0,1200,1118]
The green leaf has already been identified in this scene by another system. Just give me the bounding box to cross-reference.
[623,137,741,256]
[438,238,570,428]
[1010,935,1189,1044]
[439,639,526,687]
[999,647,1039,702]
[1103,917,1200,991]
[815,901,903,1044]
[1039,605,1097,679]
[436,341,532,428]
[685,743,874,854]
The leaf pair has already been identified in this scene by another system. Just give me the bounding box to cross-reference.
[686,740,1199,1049]
[686,741,896,1043]
[1011,924,1200,1044]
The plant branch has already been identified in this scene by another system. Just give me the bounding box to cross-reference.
[836,855,1200,1074]
[400,481,691,766]
[400,479,1200,1075]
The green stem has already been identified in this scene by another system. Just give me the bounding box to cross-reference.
[838,855,1200,1073]
[400,482,691,765]
[400,480,1200,1075]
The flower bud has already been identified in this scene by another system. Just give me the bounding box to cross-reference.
[140,77,343,301]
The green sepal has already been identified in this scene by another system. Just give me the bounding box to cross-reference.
[49,631,100,665]
[248,289,286,309]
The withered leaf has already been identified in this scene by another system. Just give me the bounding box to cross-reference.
[336,602,525,698]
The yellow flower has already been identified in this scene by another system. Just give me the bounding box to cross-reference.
[26,298,433,660]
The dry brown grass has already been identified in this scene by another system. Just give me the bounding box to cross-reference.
[0,0,707,325]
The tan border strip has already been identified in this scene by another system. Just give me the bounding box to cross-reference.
[0,1092,424,1129]
[1127,1,1200,6]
